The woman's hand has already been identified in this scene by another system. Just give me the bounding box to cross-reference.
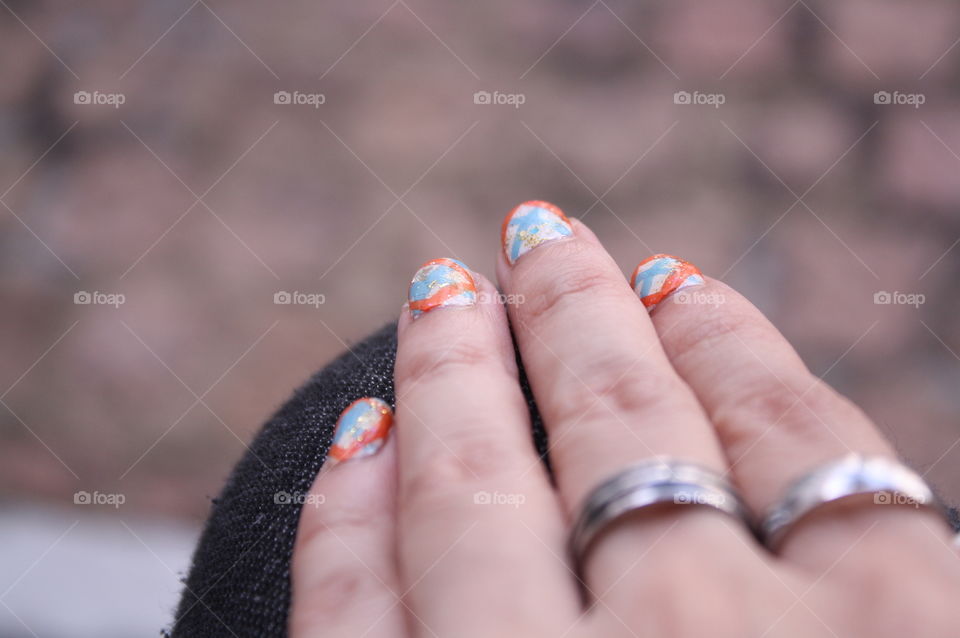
[289,201,959,637]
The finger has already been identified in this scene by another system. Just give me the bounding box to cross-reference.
[395,258,578,636]
[642,266,955,567]
[496,202,752,598]
[290,399,404,638]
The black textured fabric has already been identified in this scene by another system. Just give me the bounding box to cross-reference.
[170,322,548,637]
[170,321,958,637]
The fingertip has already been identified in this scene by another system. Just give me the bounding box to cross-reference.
[630,254,706,312]
[325,397,395,468]
[501,200,574,265]
[406,257,478,320]
[292,424,401,638]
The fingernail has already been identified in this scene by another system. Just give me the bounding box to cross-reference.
[501,200,573,265]
[408,257,478,318]
[631,254,704,311]
[327,397,394,465]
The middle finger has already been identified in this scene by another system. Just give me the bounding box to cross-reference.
[496,201,752,598]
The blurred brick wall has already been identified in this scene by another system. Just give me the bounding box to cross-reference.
[1,0,959,520]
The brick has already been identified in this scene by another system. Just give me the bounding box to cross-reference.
[879,108,960,212]
[742,99,856,188]
[821,0,960,83]
[652,0,793,80]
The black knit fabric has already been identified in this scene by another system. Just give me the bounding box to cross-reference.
[170,322,958,637]
[169,322,548,637]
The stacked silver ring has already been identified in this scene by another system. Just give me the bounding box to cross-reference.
[760,454,946,550]
[568,458,752,578]
[568,454,954,585]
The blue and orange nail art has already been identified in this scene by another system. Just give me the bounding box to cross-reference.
[501,200,573,265]
[408,258,477,318]
[327,397,394,465]
[631,254,704,311]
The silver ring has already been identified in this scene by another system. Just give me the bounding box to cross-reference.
[569,458,752,579]
[761,454,945,550]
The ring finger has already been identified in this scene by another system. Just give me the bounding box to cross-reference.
[641,262,956,572]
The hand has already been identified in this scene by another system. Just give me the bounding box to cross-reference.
[289,201,959,637]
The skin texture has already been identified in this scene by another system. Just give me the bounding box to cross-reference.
[289,206,960,638]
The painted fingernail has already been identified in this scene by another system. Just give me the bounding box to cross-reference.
[501,200,573,265]
[408,258,478,318]
[631,254,705,311]
[327,397,394,465]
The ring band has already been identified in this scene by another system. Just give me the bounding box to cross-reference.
[569,458,752,579]
[761,454,945,550]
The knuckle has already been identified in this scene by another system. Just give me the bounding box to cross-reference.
[665,304,771,365]
[402,426,521,514]
[397,337,504,389]
[290,566,391,632]
[518,255,626,327]
[552,354,686,427]
[292,513,395,630]
[296,504,381,554]
[714,376,841,456]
